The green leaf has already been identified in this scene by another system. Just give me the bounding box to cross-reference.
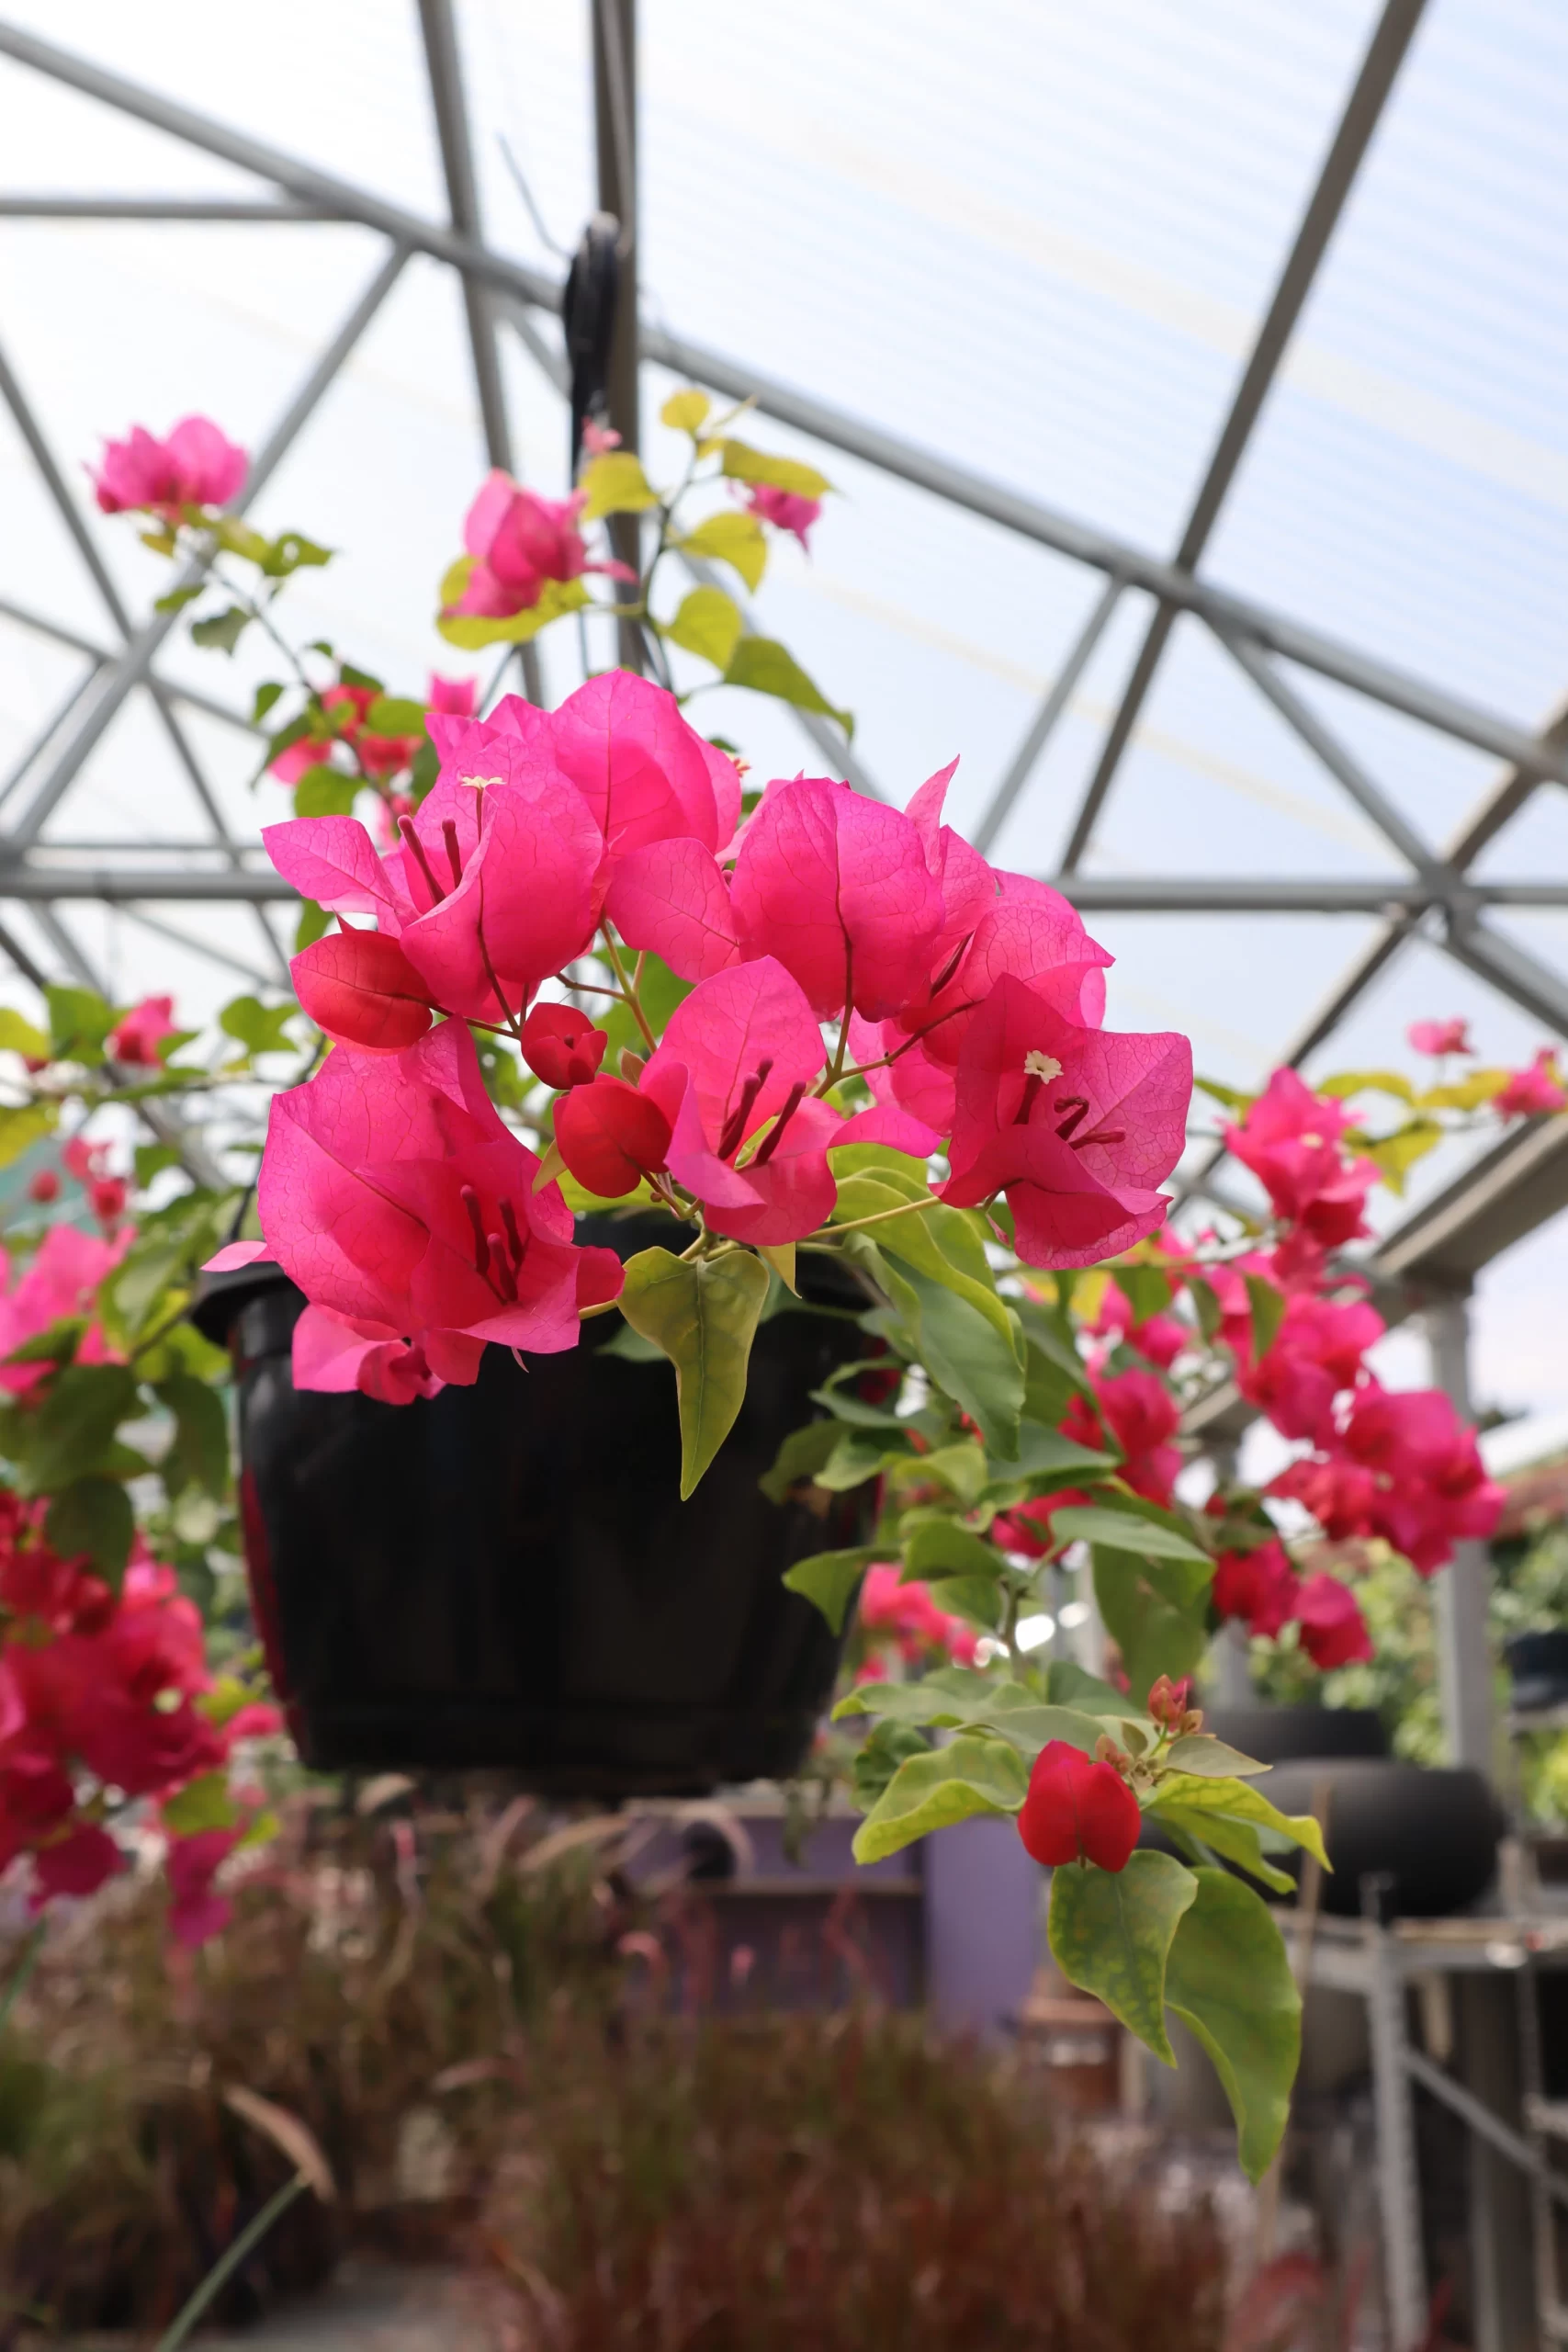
[0,1103,57,1169]
[1154,1804,1297,1896]
[1244,1273,1286,1360]
[1147,1774,1329,1870]
[251,682,286,725]
[291,763,359,818]
[0,1009,51,1062]
[1188,1275,1223,1343]
[847,1238,1023,1459]
[1048,1849,1198,2064]
[902,1517,1001,1583]
[663,585,744,671]
[674,508,768,592]
[1417,1068,1509,1112]
[852,1733,1028,1863]
[987,1422,1117,1487]
[160,1769,238,1836]
[153,582,205,615]
[1013,1295,1092,1396]
[294,899,332,954]
[912,1441,990,1507]
[1115,1265,1174,1325]
[20,1364,138,1493]
[220,995,297,1057]
[1051,1501,1210,1563]
[259,530,333,577]
[580,449,660,519]
[1193,1075,1256,1114]
[759,1418,841,1503]
[924,1575,1005,1631]
[1044,1658,1147,1717]
[661,388,712,434]
[46,984,113,1064]
[44,1476,133,1584]
[209,516,268,564]
[717,438,831,498]
[338,662,383,692]
[722,638,852,736]
[1164,1732,1270,1779]
[1093,1549,1211,1702]
[363,695,427,736]
[837,1675,1107,1760]
[189,605,249,654]
[617,1245,772,1498]
[134,1142,182,1188]
[782,1544,879,1634]
[110,1234,189,1340]
[757,1241,796,1294]
[156,1373,230,1500]
[1165,1869,1302,2182]
[852,1719,930,1810]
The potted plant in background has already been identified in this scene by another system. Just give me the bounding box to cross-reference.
[0,396,1551,2199]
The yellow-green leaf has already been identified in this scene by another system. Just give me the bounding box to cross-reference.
[0,1011,51,1062]
[617,1246,772,1498]
[1155,1803,1297,1895]
[756,1241,796,1293]
[663,584,744,670]
[1147,1773,1329,1869]
[1345,1117,1443,1193]
[1417,1068,1510,1111]
[852,1733,1027,1864]
[1315,1069,1415,1103]
[717,438,831,499]
[674,509,768,593]
[580,449,659,521]
[782,1543,879,1631]
[660,388,712,434]
[1048,1849,1197,2065]
[0,1102,57,1169]
[723,638,852,736]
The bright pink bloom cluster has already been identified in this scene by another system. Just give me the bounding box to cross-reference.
[446,471,635,621]
[1211,1540,1372,1668]
[241,680,1194,1401]
[0,1498,277,1940]
[854,1564,980,1671]
[270,674,476,791]
[1495,1049,1568,1119]
[0,1223,131,1391]
[91,416,247,518]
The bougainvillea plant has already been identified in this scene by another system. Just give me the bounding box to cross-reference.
[6,400,1549,2177]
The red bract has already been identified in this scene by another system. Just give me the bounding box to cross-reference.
[1408,1019,1471,1057]
[107,994,176,1066]
[1017,1740,1141,1872]
[257,1019,623,1383]
[446,470,631,619]
[1091,1280,1189,1370]
[554,1074,674,1199]
[290,1302,446,1404]
[91,414,246,516]
[26,1170,58,1204]
[290,929,435,1052]
[1065,1368,1181,1505]
[1224,1069,1376,1252]
[636,958,930,1246]
[265,738,604,1027]
[1211,1541,1303,1638]
[728,775,946,1021]
[1294,1573,1373,1668]
[1239,1290,1386,1443]
[0,1222,132,1393]
[1496,1049,1568,1118]
[746,482,821,548]
[521,1002,608,1089]
[856,1564,979,1666]
[939,975,1190,1267]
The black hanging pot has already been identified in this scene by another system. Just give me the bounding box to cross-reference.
[1258,1760,1502,1918]
[1202,1704,1389,1765]
[1504,1630,1568,1713]
[192,1217,874,1793]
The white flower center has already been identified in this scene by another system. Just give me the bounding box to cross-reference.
[459,773,503,789]
[1024,1050,1063,1081]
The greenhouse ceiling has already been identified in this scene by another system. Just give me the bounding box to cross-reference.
[1,0,1566,1415]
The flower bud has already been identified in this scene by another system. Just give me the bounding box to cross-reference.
[521,1002,607,1091]
[554,1074,671,1199]
[1147,1674,1193,1730]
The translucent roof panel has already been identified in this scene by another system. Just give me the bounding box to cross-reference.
[1,0,1566,1429]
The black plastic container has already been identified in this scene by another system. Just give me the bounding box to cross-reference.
[1203,1704,1388,1765]
[1504,1629,1568,1713]
[193,1223,874,1792]
[1261,1760,1501,1918]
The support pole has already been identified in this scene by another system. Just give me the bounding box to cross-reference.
[591,0,642,673]
[1427,1287,1495,1775]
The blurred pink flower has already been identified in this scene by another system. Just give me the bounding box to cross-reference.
[92,416,247,517]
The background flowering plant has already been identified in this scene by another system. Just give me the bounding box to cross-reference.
[5,396,1551,2177]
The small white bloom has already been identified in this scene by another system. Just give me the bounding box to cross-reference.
[1023,1050,1063,1082]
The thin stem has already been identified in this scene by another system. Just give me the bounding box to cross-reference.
[599,931,657,1052]
[207,560,317,697]
[822,1194,940,1239]
[154,2174,310,2352]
